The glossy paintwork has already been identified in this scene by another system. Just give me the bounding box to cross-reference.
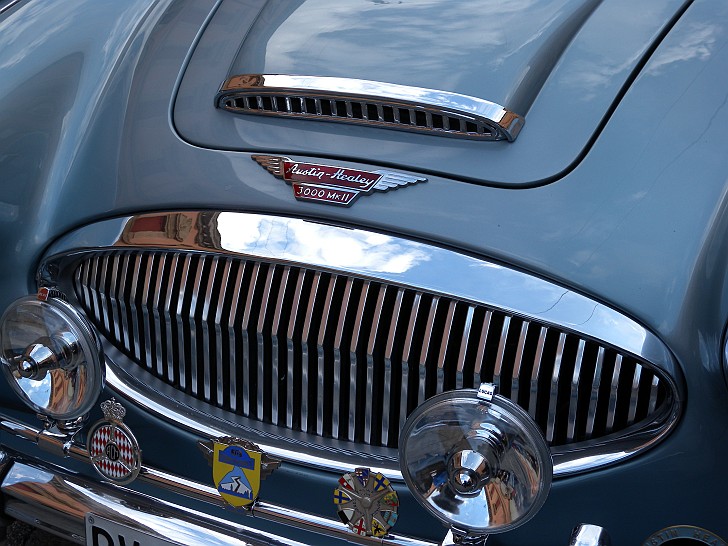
[0,0,727,544]
[174,0,689,186]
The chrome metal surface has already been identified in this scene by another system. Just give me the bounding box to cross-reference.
[568,524,612,546]
[0,296,105,425]
[398,390,552,535]
[0,0,23,16]
[217,75,524,141]
[0,449,437,546]
[41,211,682,476]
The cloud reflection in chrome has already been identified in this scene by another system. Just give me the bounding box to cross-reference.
[217,213,430,274]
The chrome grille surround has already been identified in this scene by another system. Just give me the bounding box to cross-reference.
[216,75,525,141]
[39,211,682,477]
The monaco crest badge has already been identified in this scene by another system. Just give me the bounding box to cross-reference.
[198,437,280,509]
[87,399,142,485]
[253,155,426,207]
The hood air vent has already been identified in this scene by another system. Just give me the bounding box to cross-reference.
[216,75,524,141]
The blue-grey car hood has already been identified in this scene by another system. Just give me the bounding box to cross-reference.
[174,0,689,187]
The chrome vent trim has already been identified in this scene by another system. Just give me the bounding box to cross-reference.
[41,211,682,476]
[216,75,524,142]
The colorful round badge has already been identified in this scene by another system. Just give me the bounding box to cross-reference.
[87,399,142,485]
[334,467,399,537]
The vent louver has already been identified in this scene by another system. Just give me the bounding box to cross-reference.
[216,74,524,141]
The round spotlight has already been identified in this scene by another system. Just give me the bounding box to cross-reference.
[399,385,552,536]
[0,295,105,425]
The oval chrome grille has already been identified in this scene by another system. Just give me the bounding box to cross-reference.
[74,250,669,450]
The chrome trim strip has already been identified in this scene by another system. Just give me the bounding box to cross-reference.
[0,0,24,16]
[0,442,436,546]
[217,74,524,141]
[42,211,683,476]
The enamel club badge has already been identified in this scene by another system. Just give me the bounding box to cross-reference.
[335,467,399,537]
[253,155,426,207]
[87,399,142,485]
[198,437,280,509]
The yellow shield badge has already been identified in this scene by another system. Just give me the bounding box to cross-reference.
[213,442,261,508]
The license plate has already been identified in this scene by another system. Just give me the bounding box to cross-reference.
[85,514,179,546]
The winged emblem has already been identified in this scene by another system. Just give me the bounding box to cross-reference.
[252,155,288,178]
[252,155,426,206]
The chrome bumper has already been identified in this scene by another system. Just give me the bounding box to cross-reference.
[0,416,435,546]
[1,457,303,546]
[0,416,613,546]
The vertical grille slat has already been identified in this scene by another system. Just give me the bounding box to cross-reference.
[382,288,405,446]
[606,354,623,433]
[332,277,354,438]
[510,321,530,406]
[364,284,387,445]
[271,266,292,426]
[285,268,307,428]
[455,306,476,390]
[128,255,143,363]
[151,254,167,378]
[200,256,217,403]
[74,251,673,452]
[529,326,549,419]
[473,310,493,386]
[300,271,322,433]
[348,281,371,441]
[418,296,439,406]
[436,301,457,394]
[315,273,337,436]
[399,292,421,434]
[241,262,261,417]
[162,254,179,384]
[546,332,568,444]
[227,260,243,413]
[214,258,233,408]
[493,315,513,395]
[175,255,192,391]
[188,256,207,397]
[256,264,277,421]
[585,346,605,439]
[108,255,122,348]
[98,255,111,335]
[567,339,586,443]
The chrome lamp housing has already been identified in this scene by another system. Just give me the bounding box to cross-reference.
[399,383,552,544]
[0,294,105,432]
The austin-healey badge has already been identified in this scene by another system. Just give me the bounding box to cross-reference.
[253,155,426,207]
[334,467,399,537]
[198,437,280,509]
[87,399,142,485]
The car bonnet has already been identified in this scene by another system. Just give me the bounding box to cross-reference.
[174,0,691,187]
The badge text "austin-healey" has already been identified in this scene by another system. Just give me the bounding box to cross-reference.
[253,155,426,207]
